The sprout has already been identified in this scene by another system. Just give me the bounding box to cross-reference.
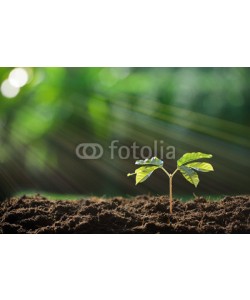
[128,152,214,214]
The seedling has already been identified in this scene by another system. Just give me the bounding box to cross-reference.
[127,152,214,214]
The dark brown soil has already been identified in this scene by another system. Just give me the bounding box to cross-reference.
[0,194,249,233]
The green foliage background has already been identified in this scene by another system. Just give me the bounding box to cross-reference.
[0,67,249,197]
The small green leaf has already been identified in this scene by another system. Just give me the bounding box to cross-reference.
[177,152,212,167]
[186,162,214,172]
[135,156,163,167]
[134,165,159,185]
[179,165,199,187]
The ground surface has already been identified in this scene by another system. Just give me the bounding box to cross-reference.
[0,195,249,233]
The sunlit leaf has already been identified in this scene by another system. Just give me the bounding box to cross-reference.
[177,152,212,167]
[179,165,199,187]
[127,165,160,185]
[135,156,163,167]
[186,162,214,172]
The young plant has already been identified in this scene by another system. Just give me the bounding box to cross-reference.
[127,152,214,214]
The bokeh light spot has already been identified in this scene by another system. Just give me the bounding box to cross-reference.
[9,68,29,88]
[0,79,20,98]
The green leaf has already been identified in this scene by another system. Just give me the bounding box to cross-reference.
[135,156,163,167]
[127,165,160,185]
[186,162,214,172]
[177,152,212,167]
[179,165,199,187]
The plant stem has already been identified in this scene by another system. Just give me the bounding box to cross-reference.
[162,167,179,214]
[169,175,173,214]
[172,168,179,176]
[161,167,171,177]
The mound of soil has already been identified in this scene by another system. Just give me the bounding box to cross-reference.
[0,195,249,233]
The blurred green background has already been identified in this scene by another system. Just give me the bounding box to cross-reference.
[0,67,249,199]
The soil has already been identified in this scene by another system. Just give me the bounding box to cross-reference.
[0,194,249,234]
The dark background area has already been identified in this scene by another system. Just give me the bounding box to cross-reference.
[0,67,249,199]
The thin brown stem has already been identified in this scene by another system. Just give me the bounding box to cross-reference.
[172,168,179,177]
[161,167,179,214]
[169,175,173,214]
[161,167,171,177]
